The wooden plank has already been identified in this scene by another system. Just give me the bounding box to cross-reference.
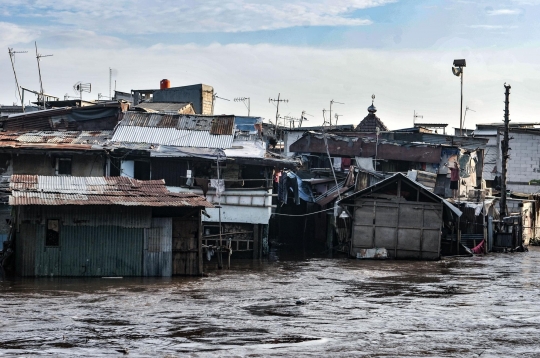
[253,224,260,259]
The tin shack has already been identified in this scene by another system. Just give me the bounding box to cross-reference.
[9,175,213,277]
[338,173,462,260]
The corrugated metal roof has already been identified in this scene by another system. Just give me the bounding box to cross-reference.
[9,175,213,208]
[134,102,192,112]
[111,126,234,149]
[12,130,112,145]
[120,112,235,132]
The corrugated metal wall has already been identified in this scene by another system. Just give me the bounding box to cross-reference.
[60,226,144,276]
[19,206,152,228]
[17,206,148,276]
[143,218,172,277]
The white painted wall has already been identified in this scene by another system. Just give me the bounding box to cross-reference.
[499,131,540,193]
[121,160,134,178]
[283,131,305,157]
[168,187,273,224]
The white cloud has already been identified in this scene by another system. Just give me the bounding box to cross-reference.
[0,0,395,34]
[2,42,540,130]
[468,25,518,29]
[0,22,38,47]
[487,8,521,15]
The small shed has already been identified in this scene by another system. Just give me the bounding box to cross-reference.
[338,173,461,260]
[10,175,213,277]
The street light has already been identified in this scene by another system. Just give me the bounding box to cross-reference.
[452,59,466,136]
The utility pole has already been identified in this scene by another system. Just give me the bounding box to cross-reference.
[34,42,53,108]
[8,48,27,110]
[500,83,511,219]
[269,93,288,136]
[109,68,112,100]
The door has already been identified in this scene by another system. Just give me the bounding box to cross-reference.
[172,218,200,275]
[143,218,172,277]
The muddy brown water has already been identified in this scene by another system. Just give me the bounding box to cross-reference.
[1,247,540,357]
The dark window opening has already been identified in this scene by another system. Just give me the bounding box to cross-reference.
[134,160,150,180]
[56,158,72,175]
[109,157,121,176]
[46,219,60,247]
[151,159,188,186]
[241,165,266,188]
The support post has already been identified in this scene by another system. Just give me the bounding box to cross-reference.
[253,224,260,259]
[500,84,511,219]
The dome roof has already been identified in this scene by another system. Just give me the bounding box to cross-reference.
[367,104,377,113]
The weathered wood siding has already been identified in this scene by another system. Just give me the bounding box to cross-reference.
[352,199,443,260]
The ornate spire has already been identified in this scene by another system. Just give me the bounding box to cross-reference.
[368,94,377,113]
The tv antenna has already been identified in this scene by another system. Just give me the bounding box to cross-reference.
[329,99,344,127]
[8,48,27,110]
[211,92,230,114]
[463,106,476,129]
[334,113,343,126]
[34,42,53,107]
[269,93,288,136]
[73,82,92,100]
[413,110,423,124]
[234,97,250,116]
[300,110,312,127]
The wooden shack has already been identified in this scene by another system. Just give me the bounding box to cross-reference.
[9,175,213,277]
[338,173,462,260]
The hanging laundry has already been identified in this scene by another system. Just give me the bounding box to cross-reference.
[287,172,300,205]
[278,173,288,203]
[210,179,225,199]
[195,178,210,196]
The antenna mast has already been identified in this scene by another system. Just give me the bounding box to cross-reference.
[329,99,344,127]
[413,110,423,124]
[34,42,53,108]
[8,47,27,110]
[269,93,288,136]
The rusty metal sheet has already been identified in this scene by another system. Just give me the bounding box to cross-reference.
[290,134,443,163]
[9,175,213,208]
[210,117,235,135]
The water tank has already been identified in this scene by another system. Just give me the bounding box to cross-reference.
[160,79,171,90]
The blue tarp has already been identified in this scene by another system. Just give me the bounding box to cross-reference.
[234,116,262,133]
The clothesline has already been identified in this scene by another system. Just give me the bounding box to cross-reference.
[272,207,334,217]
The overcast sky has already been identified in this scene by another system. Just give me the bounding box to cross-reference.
[1,0,539,129]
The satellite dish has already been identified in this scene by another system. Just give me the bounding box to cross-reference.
[452,67,462,76]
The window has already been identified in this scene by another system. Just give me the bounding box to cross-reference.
[56,158,72,176]
[46,219,60,247]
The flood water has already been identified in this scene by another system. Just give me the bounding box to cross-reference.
[2,247,540,357]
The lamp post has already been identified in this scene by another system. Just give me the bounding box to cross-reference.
[452,59,466,136]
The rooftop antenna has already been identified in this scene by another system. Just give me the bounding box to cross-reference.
[8,48,27,110]
[269,93,289,136]
[73,82,91,100]
[234,97,250,116]
[413,110,423,124]
[329,99,344,127]
[211,92,230,114]
[334,113,343,126]
[34,41,53,108]
[463,106,476,130]
[300,110,313,127]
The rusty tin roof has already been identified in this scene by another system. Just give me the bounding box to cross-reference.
[9,175,213,208]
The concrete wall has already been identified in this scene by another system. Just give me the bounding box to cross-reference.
[12,153,105,176]
[152,84,214,115]
[500,131,540,194]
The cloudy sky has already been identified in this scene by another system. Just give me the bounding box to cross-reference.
[1,0,539,130]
